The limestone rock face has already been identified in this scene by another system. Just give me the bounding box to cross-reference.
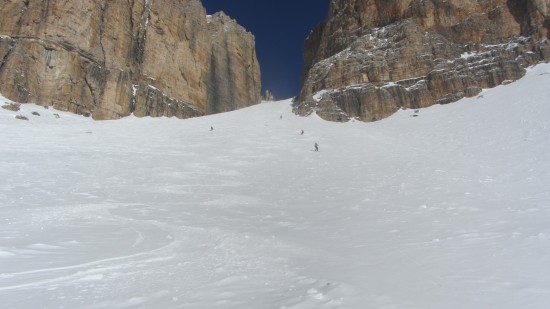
[296,0,550,122]
[0,0,261,120]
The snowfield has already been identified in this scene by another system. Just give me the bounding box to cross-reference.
[1,64,550,309]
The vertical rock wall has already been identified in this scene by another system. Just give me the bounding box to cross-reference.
[0,0,261,120]
[296,0,550,122]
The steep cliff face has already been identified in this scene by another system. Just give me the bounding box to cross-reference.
[0,0,261,120]
[296,0,550,122]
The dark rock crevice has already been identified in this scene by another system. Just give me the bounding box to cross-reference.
[17,0,31,31]
[98,0,108,66]
[0,37,15,75]
[39,0,51,24]
[133,0,153,66]
[206,48,221,114]
[224,35,236,111]
[84,64,107,111]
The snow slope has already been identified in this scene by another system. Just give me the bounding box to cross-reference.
[1,64,550,309]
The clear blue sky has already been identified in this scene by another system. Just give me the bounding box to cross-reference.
[201,0,330,100]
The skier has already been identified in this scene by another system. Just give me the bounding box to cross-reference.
[301,129,304,135]
[314,142,319,152]
[210,126,214,131]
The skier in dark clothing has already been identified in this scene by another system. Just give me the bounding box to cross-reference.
[314,142,319,152]
[210,126,213,131]
[301,129,304,135]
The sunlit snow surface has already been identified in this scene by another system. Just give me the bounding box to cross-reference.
[1,64,550,308]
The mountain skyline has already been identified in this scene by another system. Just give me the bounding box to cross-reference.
[201,0,330,99]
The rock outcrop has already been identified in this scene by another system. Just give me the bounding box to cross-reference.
[0,0,261,120]
[262,89,275,101]
[296,0,550,122]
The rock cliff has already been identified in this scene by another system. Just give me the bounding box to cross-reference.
[0,0,261,120]
[296,0,550,122]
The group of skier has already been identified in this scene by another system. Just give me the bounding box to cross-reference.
[208,114,320,152]
[281,115,319,152]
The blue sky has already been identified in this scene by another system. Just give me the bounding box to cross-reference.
[201,0,330,100]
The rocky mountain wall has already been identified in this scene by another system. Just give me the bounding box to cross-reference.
[296,0,550,122]
[0,0,260,120]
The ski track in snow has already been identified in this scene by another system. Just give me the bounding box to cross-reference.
[1,64,550,308]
